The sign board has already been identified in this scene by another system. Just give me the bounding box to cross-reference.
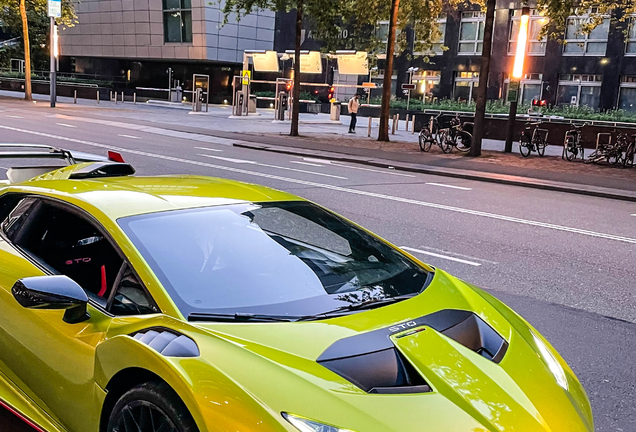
[570,96,577,105]
[241,70,251,86]
[337,51,368,75]
[402,83,416,90]
[48,0,61,17]
[507,80,520,103]
[362,82,377,88]
[252,51,279,72]
[300,51,322,74]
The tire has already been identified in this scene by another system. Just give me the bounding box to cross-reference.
[536,141,547,157]
[107,381,199,432]
[623,147,634,168]
[519,135,531,158]
[439,131,453,154]
[564,138,576,161]
[606,152,620,165]
[455,131,472,152]
[419,129,433,152]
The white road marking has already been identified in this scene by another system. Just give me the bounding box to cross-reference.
[2,124,635,245]
[631,214,636,217]
[55,123,76,128]
[194,146,223,152]
[426,182,472,191]
[302,157,416,178]
[118,134,140,139]
[198,154,347,179]
[401,247,482,266]
[6,115,23,119]
[290,161,324,167]
[405,245,499,265]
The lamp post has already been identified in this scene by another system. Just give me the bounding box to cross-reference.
[504,6,530,153]
[406,67,418,111]
[49,18,58,107]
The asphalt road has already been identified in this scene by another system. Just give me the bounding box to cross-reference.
[0,98,634,432]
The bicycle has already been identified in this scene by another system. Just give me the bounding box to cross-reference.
[584,133,627,165]
[622,134,636,168]
[448,113,473,153]
[419,113,453,154]
[519,121,549,157]
[562,122,588,162]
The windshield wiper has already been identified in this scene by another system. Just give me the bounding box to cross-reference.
[299,294,417,321]
[188,312,299,322]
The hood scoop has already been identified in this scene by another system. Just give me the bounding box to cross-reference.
[317,310,508,394]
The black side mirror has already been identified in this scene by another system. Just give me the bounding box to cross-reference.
[12,275,90,324]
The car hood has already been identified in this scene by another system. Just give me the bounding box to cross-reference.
[188,270,593,432]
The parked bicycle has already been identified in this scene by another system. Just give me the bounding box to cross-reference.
[562,122,588,162]
[419,113,453,154]
[584,132,629,165]
[448,113,473,153]
[622,134,636,168]
[519,121,549,157]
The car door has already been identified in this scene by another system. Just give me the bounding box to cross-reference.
[0,195,159,432]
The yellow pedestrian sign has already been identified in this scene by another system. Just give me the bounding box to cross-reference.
[241,70,251,85]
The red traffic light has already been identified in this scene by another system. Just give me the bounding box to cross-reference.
[532,99,547,107]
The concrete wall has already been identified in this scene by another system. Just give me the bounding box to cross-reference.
[60,0,275,63]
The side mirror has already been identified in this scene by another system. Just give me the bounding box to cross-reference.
[12,275,90,324]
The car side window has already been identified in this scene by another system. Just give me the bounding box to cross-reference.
[8,199,157,315]
[1,196,38,241]
[109,264,160,315]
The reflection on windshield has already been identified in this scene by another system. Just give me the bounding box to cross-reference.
[119,201,430,317]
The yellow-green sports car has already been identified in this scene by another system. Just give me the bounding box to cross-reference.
[0,145,593,432]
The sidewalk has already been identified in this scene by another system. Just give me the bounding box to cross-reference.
[2,90,635,200]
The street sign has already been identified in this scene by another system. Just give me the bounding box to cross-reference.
[402,83,416,90]
[362,82,377,88]
[48,0,61,18]
[241,70,251,86]
[507,80,520,103]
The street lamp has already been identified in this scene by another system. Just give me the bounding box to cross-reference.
[505,6,530,153]
[50,19,58,107]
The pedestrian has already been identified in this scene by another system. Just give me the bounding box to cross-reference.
[348,94,360,133]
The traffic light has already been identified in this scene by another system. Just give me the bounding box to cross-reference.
[286,81,293,92]
[532,99,547,107]
[328,86,334,101]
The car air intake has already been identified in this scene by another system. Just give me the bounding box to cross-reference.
[69,162,135,179]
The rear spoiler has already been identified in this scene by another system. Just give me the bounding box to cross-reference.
[0,144,124,165]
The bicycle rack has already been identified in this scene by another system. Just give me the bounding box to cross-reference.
[596,133,612,150]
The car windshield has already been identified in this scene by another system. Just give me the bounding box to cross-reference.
[118,201,430,319]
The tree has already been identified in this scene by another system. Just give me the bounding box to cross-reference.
[0,0,76,100]
[221,0,341,137]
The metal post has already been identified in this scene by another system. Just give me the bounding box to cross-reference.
[121,91,124,103]
[368,116,372,137]
[505,100,518,153]
[49,17,56,108]
[73,90,77,104]
[411,116,416,134]
[167,67,172,102]
[133,92,136,104]
[406,72,412,111]
[405,114,410,132]
[114,91,117,104]
[110,91,113,101]
[97,90,100,104]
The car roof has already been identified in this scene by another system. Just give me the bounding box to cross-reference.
[2,170,301,220]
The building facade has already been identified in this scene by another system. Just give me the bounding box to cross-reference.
[58,0,275,100]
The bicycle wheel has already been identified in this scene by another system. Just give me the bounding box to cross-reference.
[564,138,576,161]
[455,131,472,152]
[536,140,547,157]
[439,131,453,153]
[419,129,433,152]
[623,146,634,168]
[584,151,598,164]
[606,152,620,165]
[519,134,531,158]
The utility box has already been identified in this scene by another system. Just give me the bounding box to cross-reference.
[172,86,183,103]
[330,101,341,121]
[234,92,246,116]
[276,91,288,121]
[249,95,257,113]
[193,88,203,112]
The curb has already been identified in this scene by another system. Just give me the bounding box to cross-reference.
[233,142,636,203]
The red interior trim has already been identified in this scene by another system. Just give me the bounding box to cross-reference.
[98,265,107,298]
[0,398,46,432]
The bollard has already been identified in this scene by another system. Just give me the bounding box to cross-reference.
[73,90,77,104]
[133,92,136,104]
[114,92,118,104]
[110,91,113,101]
[391,115,396,135]
[368,116,372,137]
[121,92,124,103]
[97,91,100,104]
[411,117,416,134]
[405,114,410,132]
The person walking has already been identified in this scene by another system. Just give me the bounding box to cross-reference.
[348,94,360,133]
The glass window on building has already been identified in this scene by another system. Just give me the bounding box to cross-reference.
[619,76,636,112]
[563,16,609,55]
[415,18,447,55]
[163,0,192,43]
[413,71,441,102]
[508,10,547,55]
[626,17,636,55]
[503,74,543,105]
[454,71,479,101]
[556,74,602,108]
[458,11,485,55]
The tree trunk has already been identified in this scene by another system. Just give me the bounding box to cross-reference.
[20,0,32,101]
[378,0,399,142]
[290,0,303,137]
[469,0,495,157]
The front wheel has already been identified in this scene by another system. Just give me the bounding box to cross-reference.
[519,134,531,158]
[607,152,620,165]
[419,129,433,152]
[623,146,635,168]
[564,138,576,161]
[536,141,547,157]
[455,131,472,152]
[107,381,199,432]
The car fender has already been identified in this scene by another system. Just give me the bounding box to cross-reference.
[93,334,292,432]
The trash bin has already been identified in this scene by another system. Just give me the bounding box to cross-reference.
[330,101,341,121]
[171,86,182,103]
[249,95,257,113]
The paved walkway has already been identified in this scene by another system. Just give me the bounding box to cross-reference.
[2,90,635,196]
